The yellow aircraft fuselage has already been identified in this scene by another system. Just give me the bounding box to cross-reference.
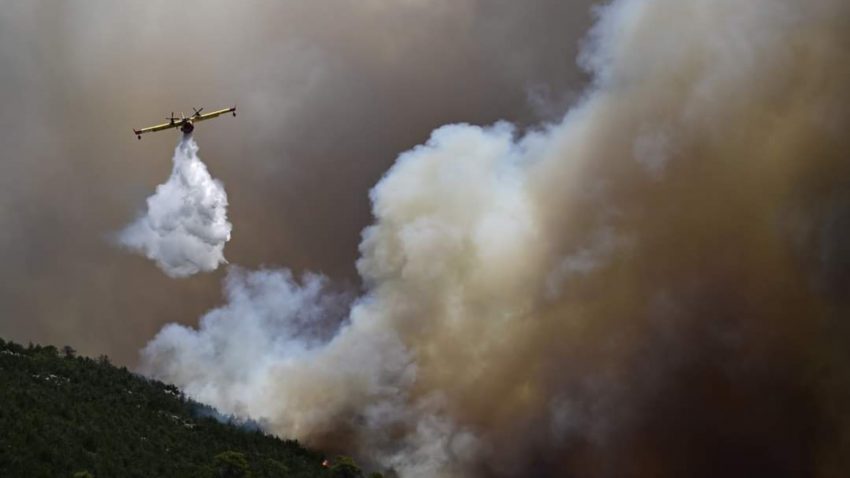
[134,106,236,140]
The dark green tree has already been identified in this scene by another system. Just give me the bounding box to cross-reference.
[329,455,364,478]
[213,450,252,478]
[0,337,330,478]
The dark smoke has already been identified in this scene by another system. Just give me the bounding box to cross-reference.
[141,0,850,477]
[3,0,850,476]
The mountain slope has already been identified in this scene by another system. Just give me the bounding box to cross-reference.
[0,338,360,478]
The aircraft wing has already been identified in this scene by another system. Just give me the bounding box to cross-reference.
[193,106,237,123]
[133,122,179,137]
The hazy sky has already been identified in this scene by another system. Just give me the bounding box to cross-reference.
[0,0,592,364]
[4,2,850,477]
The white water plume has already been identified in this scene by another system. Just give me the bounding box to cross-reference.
[119,138,231,278]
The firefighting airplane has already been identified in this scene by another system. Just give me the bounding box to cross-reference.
[133,106,236,139]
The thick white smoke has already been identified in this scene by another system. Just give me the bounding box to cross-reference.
[142,0,850,476]
[119,138,232,278]
[143,123,535,476]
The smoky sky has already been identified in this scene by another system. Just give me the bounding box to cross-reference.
[4,1,850,477]
[0,0,592,364]
[135,0,850,476]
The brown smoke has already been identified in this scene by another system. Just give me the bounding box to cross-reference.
[0,0,591,364]
[142,0,850,477]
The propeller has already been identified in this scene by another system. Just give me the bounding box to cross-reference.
[165,112,178,123]
[192,107,204,117]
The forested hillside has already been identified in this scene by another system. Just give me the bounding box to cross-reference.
[0,338,372,478]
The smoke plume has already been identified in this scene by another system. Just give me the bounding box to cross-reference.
[0,1,594,364]
[118,138,231,278]
[150,0,850,475]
